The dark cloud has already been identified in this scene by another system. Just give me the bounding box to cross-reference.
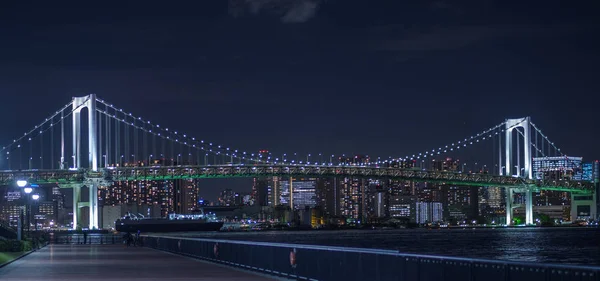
[228,0,322,23]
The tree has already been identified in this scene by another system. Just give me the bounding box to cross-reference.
[512,216,524,225]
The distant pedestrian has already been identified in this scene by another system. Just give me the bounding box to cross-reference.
[83,231,88,244]
[126,232,132,247]
[135,230,141,246]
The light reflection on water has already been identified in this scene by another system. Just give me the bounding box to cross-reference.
[173,228,600,266]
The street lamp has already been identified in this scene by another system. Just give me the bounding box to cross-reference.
[23,187,33,234]
[17,180,28,187]
[31,194,39,232]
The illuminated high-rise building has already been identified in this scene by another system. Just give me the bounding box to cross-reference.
[0,187,23,227]
[316,178,341,217]
[389,195,417,222]
[445,185,478,221]
[532,156,583,180]
[280,178,317,210]
[175,179,199,214]
[387,180,414,196]
[252,177,271,206]
[415,182,444,202]
[478,187,504,222]
[363,179,384,219]
[372,191,387,218]
[416,202,443,224]
[98,179,198,219]
[338,178,367,221]
[386,160,416,169]
[431,158,460,172]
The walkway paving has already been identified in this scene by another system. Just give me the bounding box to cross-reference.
[0,244,279,280]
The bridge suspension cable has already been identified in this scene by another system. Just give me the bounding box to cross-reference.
[0,101,74,154]
[95,98,266,166]
[530,122,563,157]
[0,98,100,170]
[95,107,264,166]
[369,121,508,165]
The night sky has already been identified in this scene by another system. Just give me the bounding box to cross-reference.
[1,1,599,200]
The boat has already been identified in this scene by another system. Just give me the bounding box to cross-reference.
[115,211,224,233]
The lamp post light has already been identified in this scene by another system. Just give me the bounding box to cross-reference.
[31,194,40,232]
[24,187,32,234]
[16,180,28,241]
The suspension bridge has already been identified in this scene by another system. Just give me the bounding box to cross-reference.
[0,94,596,229]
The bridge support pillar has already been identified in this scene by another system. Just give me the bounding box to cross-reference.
[89,184,98,229]
[525,189,533,225]
[505,188,513,225]
[73,185,81,230]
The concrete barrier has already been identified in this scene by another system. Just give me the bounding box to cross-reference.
[142,235,600,281]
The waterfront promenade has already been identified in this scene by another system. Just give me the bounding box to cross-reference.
[0,244,279,280]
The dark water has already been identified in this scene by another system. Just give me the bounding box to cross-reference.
[171,228,600,266]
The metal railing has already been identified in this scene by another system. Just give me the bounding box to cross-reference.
[47,234,123,245]
[142,235,600,281]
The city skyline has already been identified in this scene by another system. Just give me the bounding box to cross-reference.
[0,1,598,224]
[1,2,599,279]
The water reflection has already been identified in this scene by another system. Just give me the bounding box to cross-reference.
[175,228,600,266]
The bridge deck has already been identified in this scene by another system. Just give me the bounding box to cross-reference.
[0,244,278,281]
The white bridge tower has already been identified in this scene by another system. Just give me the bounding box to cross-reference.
[71,94,99,230]
[502,117,533,226]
